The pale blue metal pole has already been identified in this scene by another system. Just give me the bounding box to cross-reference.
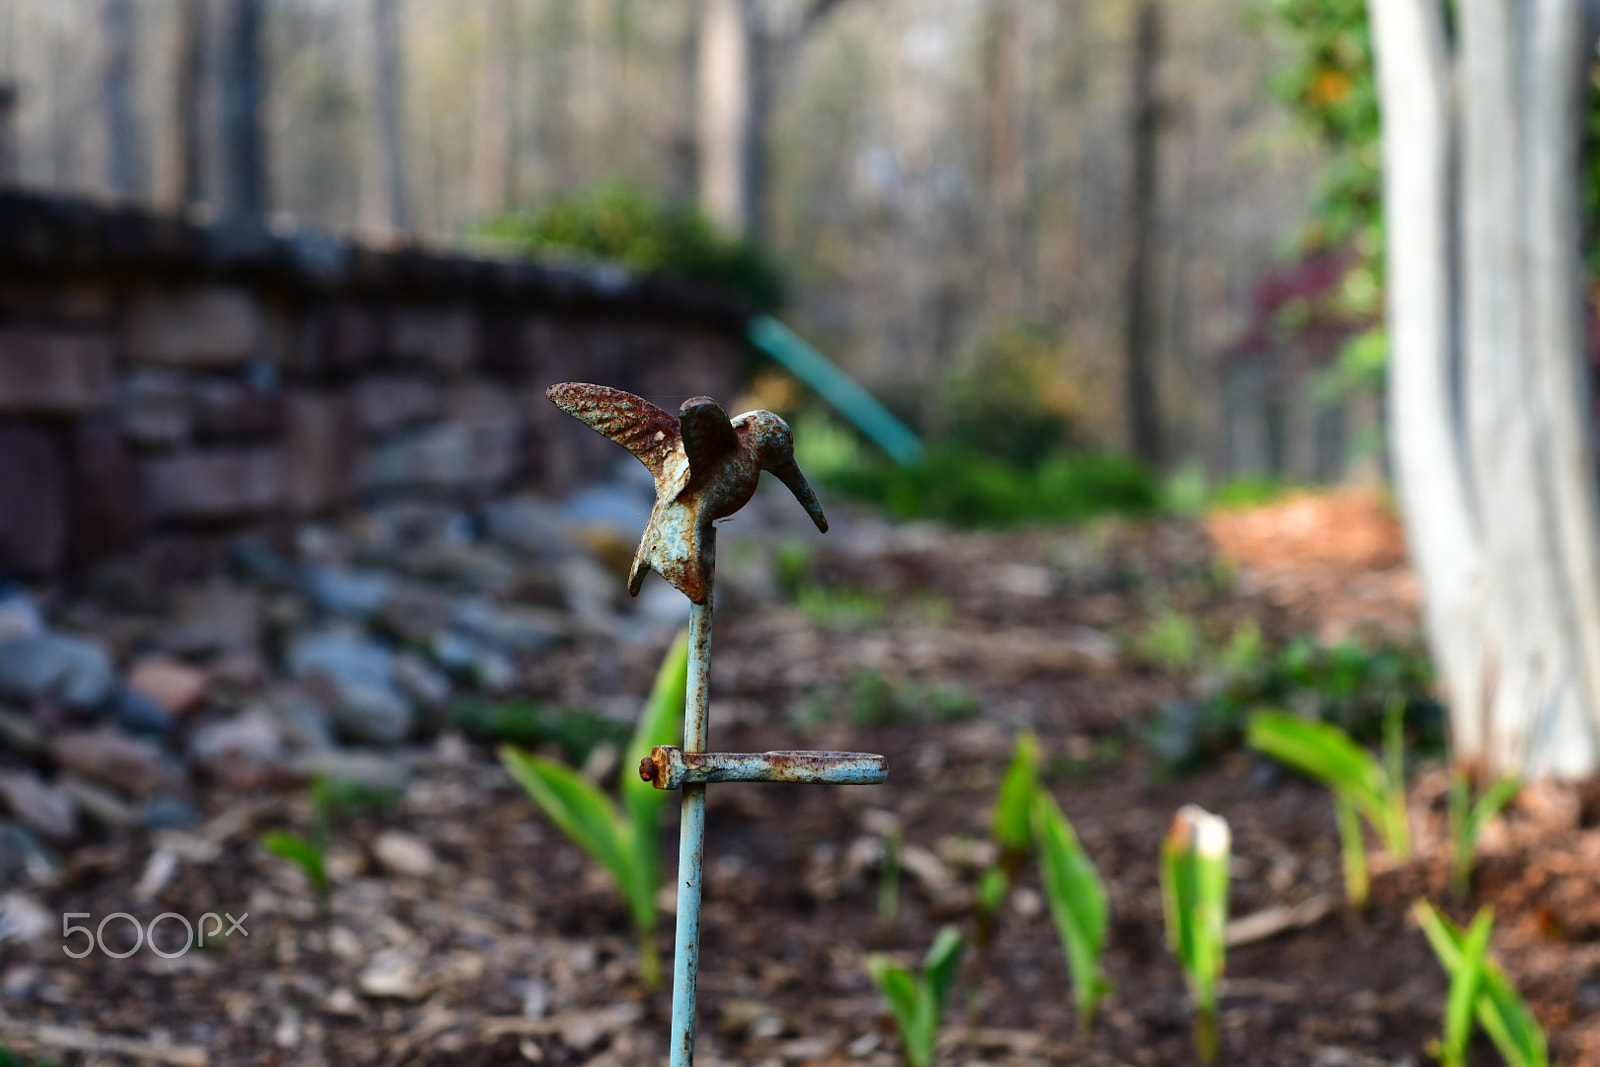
[669,530,714,1067]
[747,315,924,467]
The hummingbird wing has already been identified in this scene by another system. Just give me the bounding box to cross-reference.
[677,397,741,488]
[546,383,679,478]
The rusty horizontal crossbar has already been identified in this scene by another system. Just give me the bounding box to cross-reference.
[639,746,887,789]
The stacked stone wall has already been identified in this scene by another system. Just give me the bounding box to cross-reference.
[0,194,748,576]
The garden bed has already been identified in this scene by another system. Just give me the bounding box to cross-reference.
[2,502,1595,1066]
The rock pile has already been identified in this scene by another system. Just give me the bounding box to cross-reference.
[0,476,691,883]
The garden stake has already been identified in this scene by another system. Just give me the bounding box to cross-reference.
[547,383,888,1066]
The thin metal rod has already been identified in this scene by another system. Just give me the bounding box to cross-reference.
[641,747,888,788]
[670,531,714,1067]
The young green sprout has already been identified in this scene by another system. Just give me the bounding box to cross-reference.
[500,629,689,989]
[1246,701,1410,908]
[1414,901,1551,1067]
[1448,772,1521,900]
[1032,790,1112,1033]
[1161,804,1231,1064]
[975,730,1040,950]
[866,926,964,1067]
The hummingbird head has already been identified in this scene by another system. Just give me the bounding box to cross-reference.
[739,409,796,468]
[736,409,828,534]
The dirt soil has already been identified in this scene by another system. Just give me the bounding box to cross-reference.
[3,494,1598,1067]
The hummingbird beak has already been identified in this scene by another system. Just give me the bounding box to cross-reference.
[768,459,828,533]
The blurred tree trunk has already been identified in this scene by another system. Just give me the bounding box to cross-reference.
[983,0,1026,320]
[1371,0,1600,777]
[697,0,755,235]
[100,0,137,199]
[698,0,854,241]
[1123,0,1164,467]
[474,0,518,218]
[213,0,265,218]
[361,0,406,234]
[160,0,204,210]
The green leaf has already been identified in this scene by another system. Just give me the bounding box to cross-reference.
[1442,909,1493,1067]
[261,832,328,898]
[921,926,964,1010]
[499,746,649,931]
[976,866,1010,919]
[1247,712,1391,837]
[992,730,1040,855]
[621,628,690,834]
[1414,901,1550,1067]
[1033,791,1111,1030]
[1334,794,1369,909]
[867,957,933,1067]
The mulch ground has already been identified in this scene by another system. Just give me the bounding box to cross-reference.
[3,493,1597,1066]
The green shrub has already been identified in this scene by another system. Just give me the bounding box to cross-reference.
[479,180,784,310]
[820,444,1160,528]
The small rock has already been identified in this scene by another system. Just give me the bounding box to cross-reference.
[453,597,563,651]
[0,592,43,643]
[484,496,567,557]
[0,706,44,756]
[400,542,519,592]
[260,690,336,752]
[209,649,267,689]
[393,653,450,707]
[359,949,426,1000]
[290,628,414,745]
[50,727,182,797]
[145,794,199,830]
[189,711,288,788]
[56,773,143,829]
[0,634,115,710]
[0,892,52,943]
[289,749,409,794]
[126,656,210,716]
[0,769,78,842]
[305,566,393,617]
[111,687,174,736]
[0,821,53,887]
[372,830,436,878]
[161,585,262,655]
[378,583,455,643]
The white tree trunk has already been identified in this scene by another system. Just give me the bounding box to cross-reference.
[1371,0,1600,778]
[697,0,754,236]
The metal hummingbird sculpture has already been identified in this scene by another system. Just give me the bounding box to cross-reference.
[547,383,828,603]
[547,383,886,1067]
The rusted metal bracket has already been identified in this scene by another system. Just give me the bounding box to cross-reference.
[546,383,885,1067]
[639,746,888,789]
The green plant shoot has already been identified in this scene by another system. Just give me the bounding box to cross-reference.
[1414,901,1551,1067]
[1449,772,1521,900]
[1246,705,1410,907]
[261,830,329,901]
[500,629,689,989]
[1161,804,1231,1064]
[975,730,1040,947]
[866,926,964,1067]
[261,774,347,904]
[1033,790,1112,1032]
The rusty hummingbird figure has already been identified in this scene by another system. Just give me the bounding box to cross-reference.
[546,383,828,605]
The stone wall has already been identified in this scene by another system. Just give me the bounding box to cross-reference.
[0,193,749,577]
